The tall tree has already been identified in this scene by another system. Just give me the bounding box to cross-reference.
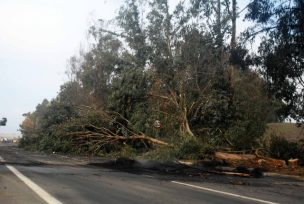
[245,0,304,122]
[117,0,148,67]
[80,32,123,107]
[147,0,174,77]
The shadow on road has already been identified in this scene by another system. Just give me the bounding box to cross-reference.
[87,157,270,186]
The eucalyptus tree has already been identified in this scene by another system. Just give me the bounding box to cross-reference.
[245,0,304,122]
[147,0,173,70]
[80,30,124,107]
[190,0,253,70]
[190,0,234,51]
[117,0,149,68]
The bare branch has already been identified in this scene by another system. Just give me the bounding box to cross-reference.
[99,28,128,38]
[244,26,278,41]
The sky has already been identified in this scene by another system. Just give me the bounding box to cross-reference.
[0,0,125,134]
[0,0,250,134]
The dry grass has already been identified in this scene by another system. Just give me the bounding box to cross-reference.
[264,123,304,142]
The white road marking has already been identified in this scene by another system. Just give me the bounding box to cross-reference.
[171,181,279,204]
[0,156,62,204]
[0,156,5,162]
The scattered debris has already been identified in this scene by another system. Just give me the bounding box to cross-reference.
[229,180,249,185]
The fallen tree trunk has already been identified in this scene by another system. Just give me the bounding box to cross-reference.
[177,161,252,177]
[214,151,287,169]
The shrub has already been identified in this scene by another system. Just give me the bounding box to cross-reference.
[225,120,266,150]
[269,135,304,165]
[175,137,202,159]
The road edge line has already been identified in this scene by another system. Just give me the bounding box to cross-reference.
[171,181,279,204]
[0,156,62,204]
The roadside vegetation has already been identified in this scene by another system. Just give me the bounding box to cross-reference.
[19,0,304,163]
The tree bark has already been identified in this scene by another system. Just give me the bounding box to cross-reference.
[230,0,237,50]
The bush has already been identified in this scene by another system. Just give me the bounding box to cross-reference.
[176,137,203,159]
[225,120,266,150]
[142,146,178,161]
[190,69,279,150]
[19,135,40,151]
[269,135,304,165]
[142,137,215,161]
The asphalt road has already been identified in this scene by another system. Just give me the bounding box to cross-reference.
[0,144,304,204]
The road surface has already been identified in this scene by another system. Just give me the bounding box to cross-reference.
[0,144,303,204]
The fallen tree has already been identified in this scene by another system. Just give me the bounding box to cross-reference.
[63,108,172,154]
[67,128,170,147]
[214,151,287,170]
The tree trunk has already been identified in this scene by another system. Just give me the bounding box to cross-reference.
[216,0,224,71]
[216,0,223,49]
[181,108,195,137]
[230,0,237,50]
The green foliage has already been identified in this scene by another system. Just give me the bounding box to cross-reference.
[224,70,279,149]
[144,137,215,161]
[175,137,212,160]
[108,68,151,134]
[190,69,278,149]
[105,145,139,159]
[80,32,125,106]
[176,137,202,159]
[20,0,290,159]
[19,99,79,153]
[245,0,304,122]
[269,135,304,164]
[143,146,178,161]
[225,120,265,149]
[117,0,148,67]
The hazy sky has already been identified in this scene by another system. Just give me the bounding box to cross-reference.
[0,0,250,134]
[0,0,125,134]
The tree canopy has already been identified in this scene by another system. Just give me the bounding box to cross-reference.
[19,0,302,158]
